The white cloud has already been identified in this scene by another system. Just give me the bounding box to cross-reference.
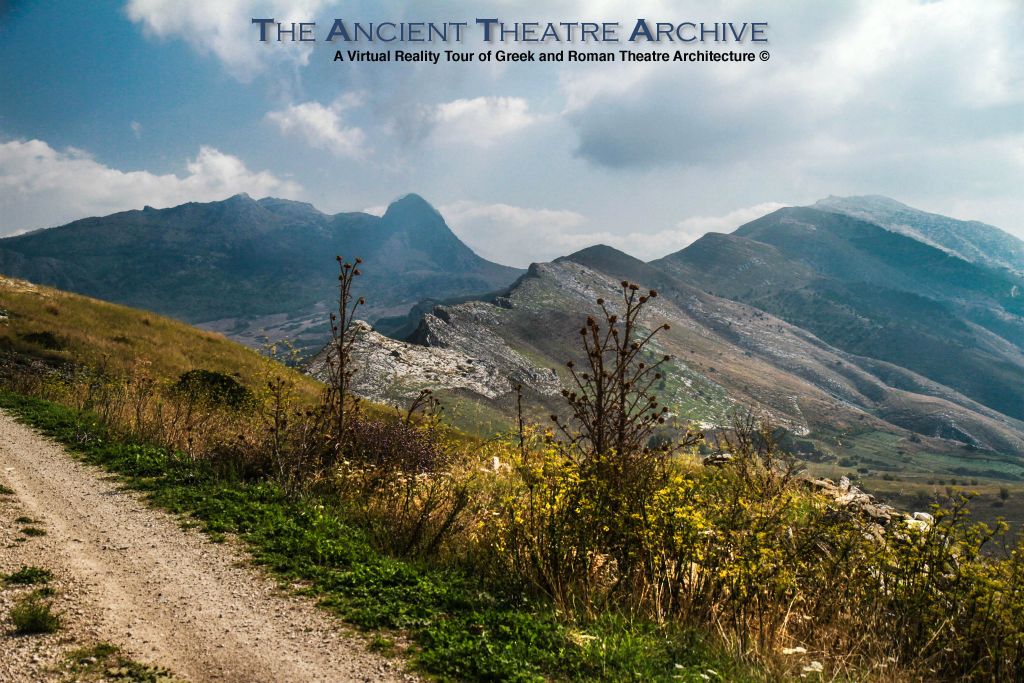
[130,121,143,138]
[0,139,301,235]
[438,200,782,266]
[124,0,331,81]
[564,0,1024,170]
[427,97,539,148]
[267,99,368,158]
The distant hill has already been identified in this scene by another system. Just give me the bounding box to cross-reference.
[315,197,1024,485]
[654,205,1024,422]
[315,246,1024,484]
[0,193,522,352]
[815,195,1024,275]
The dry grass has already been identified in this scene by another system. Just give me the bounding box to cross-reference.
[0,275,320,400]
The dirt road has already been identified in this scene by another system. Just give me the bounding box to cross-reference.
[0,409,411,682]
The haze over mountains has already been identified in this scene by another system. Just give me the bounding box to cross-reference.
[0,193,521,351]
[3,193,1024,480]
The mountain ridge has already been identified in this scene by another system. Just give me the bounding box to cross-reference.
[0,193,523,352]
[814,195,1024,275]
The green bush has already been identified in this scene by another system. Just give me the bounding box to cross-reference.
[9,593,61,634]
[175,369,251,408]
[4,566,52,585]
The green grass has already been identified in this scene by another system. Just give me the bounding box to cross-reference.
[4,565,53,585]
[0,390,762,682]
[64,643,179,682]
[8,592,61,634]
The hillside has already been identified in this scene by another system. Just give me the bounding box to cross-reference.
[312,251,1024,486]
[302,197,1024,492]
[0,274,319,396]
[655,207,1024,422]
[0,194,522,353]
[816,195,1024,275]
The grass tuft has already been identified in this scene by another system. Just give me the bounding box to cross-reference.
[9,592,61,634]
[65,642,179,682]
[4,565,53,585]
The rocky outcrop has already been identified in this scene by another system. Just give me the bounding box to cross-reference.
[307,319,560,406]
[807,476,898,526]
[806,475,936,537]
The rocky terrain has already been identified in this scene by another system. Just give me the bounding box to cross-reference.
[308,319,560,405]
[334,253,1024,484]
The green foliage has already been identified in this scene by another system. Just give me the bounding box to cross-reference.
[0,483,13,495]
[4,565,53,585]
[9,592,61,634]
[529,283,703,608]
[174,369,251,408]
[0,391,755,682]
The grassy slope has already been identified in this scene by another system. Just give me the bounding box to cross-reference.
[0,392,761,683]
[0,275,320,398]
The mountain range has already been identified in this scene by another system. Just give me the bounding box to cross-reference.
[0,193,521,351]
[3,193,1024,484]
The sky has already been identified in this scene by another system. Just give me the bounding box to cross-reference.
[1,0,1023,267]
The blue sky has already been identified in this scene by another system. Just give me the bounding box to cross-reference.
[2,0,1023,266]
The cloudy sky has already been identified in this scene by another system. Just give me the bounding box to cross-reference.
[1,0,1023,266]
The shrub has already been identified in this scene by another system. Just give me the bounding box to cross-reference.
[321,256,365,470]
[4,566,52,585]
[175,369,251,408]
[9,593,61,634]
[489,283,704,610]
[19,330,65,350]
[337,416,473,558]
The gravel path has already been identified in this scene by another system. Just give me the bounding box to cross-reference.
[0,408,412,682]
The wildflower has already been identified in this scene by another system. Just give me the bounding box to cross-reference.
[567,630,597,647]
